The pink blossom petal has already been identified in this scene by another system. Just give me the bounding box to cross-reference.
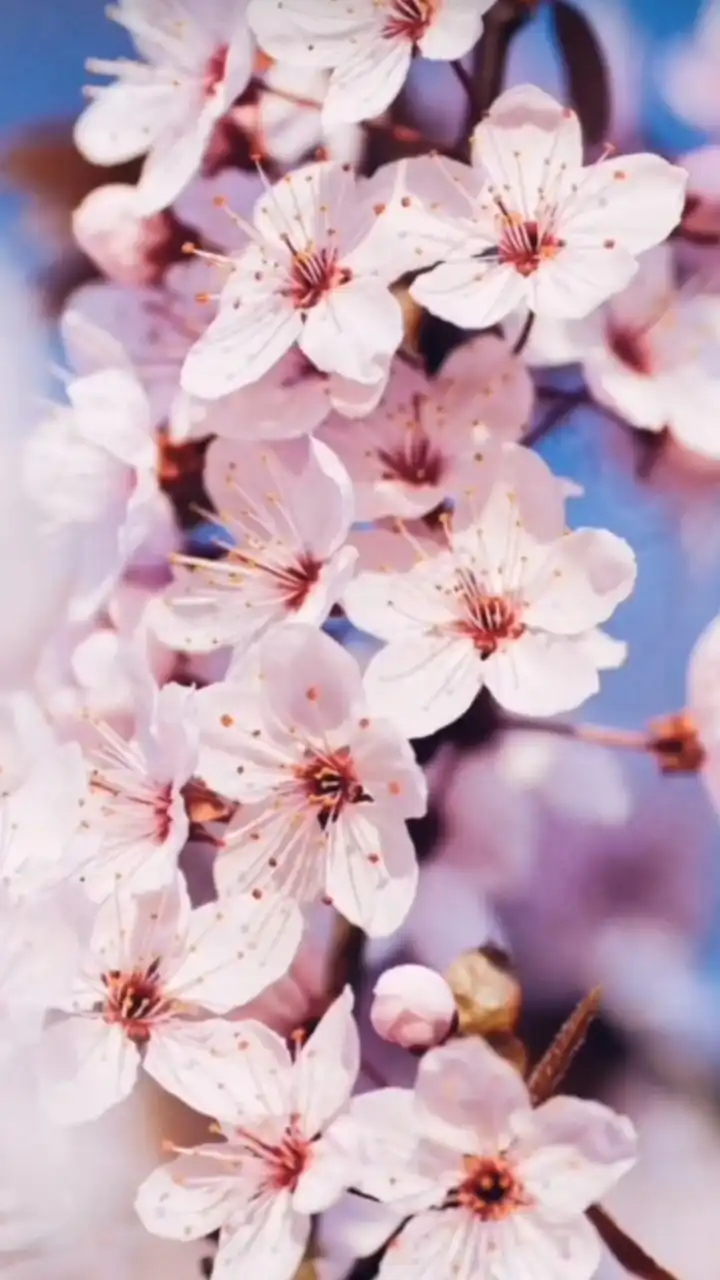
[75,82,181,167]
[327,810,419,936]
[299,279,404,386]
[182,270,303,398]
[293,987,359,1135]
[490,1211,601,1280]
[563,154,687,257]
[411,260,528,331]
[212,1191,308,1280]
[332,1087,451,1207]
[144,1018,272,1119]
[416,1038,529,1154]
[419,2,491,59]
[522,529,637,635]
[483,632,601,717]
[135,1150,241,1241]
[379,1208,483,1280]
[163,894,304,1011]
[471,84,583,205]
[361,632,481,740]
[513,1095,637,1213]
[40,1018,139,1124]
[261,625,365,736]
[322,35,412,128]
[529,245,639,320]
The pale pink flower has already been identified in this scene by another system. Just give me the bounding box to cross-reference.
[72,678,199,902]
[344,444,636,736]
[75,0,256,215]
[151,436,357,656]
[25,365,164,623]
[65,262,373,443]
[72,184,191,287]
[318,336,532,520]
[181,160,404,394]
[196,624,426,935]
[333,1036,636,1280]
[677,146,720,245]
[173,169,265,252]
[687,612,720,815]
[661,0,720,135]
[527,246,720,458]
[248,0,493,127]
[403,84,686,329]
[0,741,92,901]
[41,878,303,1124]
[231,62,364,168]
[135,987,359,1280]
[370,964,456,1050]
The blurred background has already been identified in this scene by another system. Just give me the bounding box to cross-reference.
[3,3,720,1277]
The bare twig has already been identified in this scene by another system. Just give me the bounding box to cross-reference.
[528,987,603,1104]
[588,1206,680,1280]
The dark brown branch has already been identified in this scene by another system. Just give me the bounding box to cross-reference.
[528,987,603,1104]
[588,1206,680,1280]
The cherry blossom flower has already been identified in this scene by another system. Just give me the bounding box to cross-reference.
[333,1036,636,1280]
[526,246,720,458]
[370,964,456,1050]
[195,624,425,935]
[71,679,199,901]
[136,986,359,1280]
[24,365,165,623]
[0,741,93,901]
[344,444,637,736]
[661,0,720,135]
[180,160,404,395]
[228,62,364,170]
[75,0,256,215]
[248,0,493,127]
[65,260,377,443]
[151,436,357,656]
[402,84,687,329]
[72,184,193,288]
[41,878,303,1124]
[685,613,720,816]
[317,336,532,521]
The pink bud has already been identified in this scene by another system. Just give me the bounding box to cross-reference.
[370,964,455,1050]
[73,184,187,287]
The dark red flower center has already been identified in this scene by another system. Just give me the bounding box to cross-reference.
[454,1155,529,1221]
[204,45,229,99]
[452,576,526,658]
[376,394,446,488]
[234,1121,311,1192]
[232,549,323,611]
[383,0,435,42]
[296,747,372,828]
[288,247,352,312]
[499,217,564,278]
[101,961,169,1043]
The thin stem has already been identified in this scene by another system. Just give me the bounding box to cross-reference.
[528,988,602,1104]
[503,715,651,753]
[522,388,587,448]
[452,58,478,121]
[587,1206,680,1280]
[512,310,535,356]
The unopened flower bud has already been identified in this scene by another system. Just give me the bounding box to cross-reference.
[648,711,706,774]
[73,183,190,286]
[370,964,456,1050]
[444,947,522,1039]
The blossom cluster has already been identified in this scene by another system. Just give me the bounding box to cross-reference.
[6,1,720,1278]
